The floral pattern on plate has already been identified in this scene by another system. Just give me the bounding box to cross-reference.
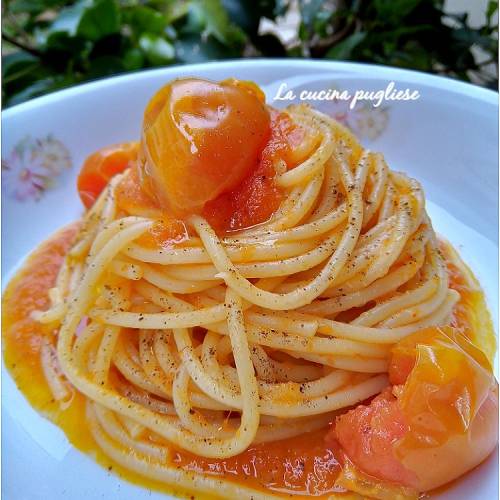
[2,135,72,201]
[320,99,389,141]
[289,82,390,141]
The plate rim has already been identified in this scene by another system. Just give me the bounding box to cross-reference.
[3,58,498,119]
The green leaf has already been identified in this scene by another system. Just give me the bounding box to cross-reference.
[77,0,121,41]
[486,1,498,24]
[221,0,261,35]
[184,0,246,46]
[6,0,69,16]
[299,0,324,35]
[86,55,125,78]
[123,47,145,70]
[175,33,240,63]
[139,33,175,65]
[49,0,89,37]
[45,31,90,55]
[126,6,166,37]
[8,0,51,15]
[1,0,498,106]
[453,27,497,52]
[2,52,50,102]
[182,3,206,34]
[2,52,39,82]
[373,0,420,22]
[165,1,190,23]
[313,8,335,37]
[326,32,366,60]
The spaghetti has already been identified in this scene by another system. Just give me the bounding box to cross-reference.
[4,77,497,499]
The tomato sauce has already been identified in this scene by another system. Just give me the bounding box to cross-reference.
[3,224,77,408]
[441,241,496,361]
[1,231,495,499]
[172,430,343,496]
[2,224,96,454]
[2,225,211,499]
[202,110,310,232]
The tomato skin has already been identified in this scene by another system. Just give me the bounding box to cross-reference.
[388,351,415,385]
[331,327,499,492]
[115,166,161,218]
[140,77,271,215]
[77,142,139,209]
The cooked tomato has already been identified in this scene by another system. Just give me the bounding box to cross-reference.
[269,107,321,167]
[331,387,416,488]
[78,79,320,233]
[330,326,499,492]
[134,218,189,249]
[140,77,271,215]
[201,109,317,232]
[114,165,161,218]
[77,142,139,208]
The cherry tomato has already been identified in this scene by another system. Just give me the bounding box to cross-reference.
[140,77,271,215]
[77,142,139,209]
[330,327,498,492]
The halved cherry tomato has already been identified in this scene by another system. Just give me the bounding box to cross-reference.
[332,388,417,488]
[201,109,311,232]
[330,326,499,492]
[140,77,271,215]
[77,142,139,209]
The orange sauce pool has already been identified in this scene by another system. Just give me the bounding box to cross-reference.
[440,240,497,362]
[2,230,495,499]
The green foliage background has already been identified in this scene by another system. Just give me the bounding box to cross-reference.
[2,0,498,107]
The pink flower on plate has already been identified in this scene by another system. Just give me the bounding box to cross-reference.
[319,97,353,129]
[32,135,72,175]
[2,135,72,202]
[347,105,389,141]
[2,163,43,201]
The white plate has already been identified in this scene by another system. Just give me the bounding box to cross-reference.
[2,60,498,500]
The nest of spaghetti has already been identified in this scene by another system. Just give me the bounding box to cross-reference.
[34,102,496,499]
